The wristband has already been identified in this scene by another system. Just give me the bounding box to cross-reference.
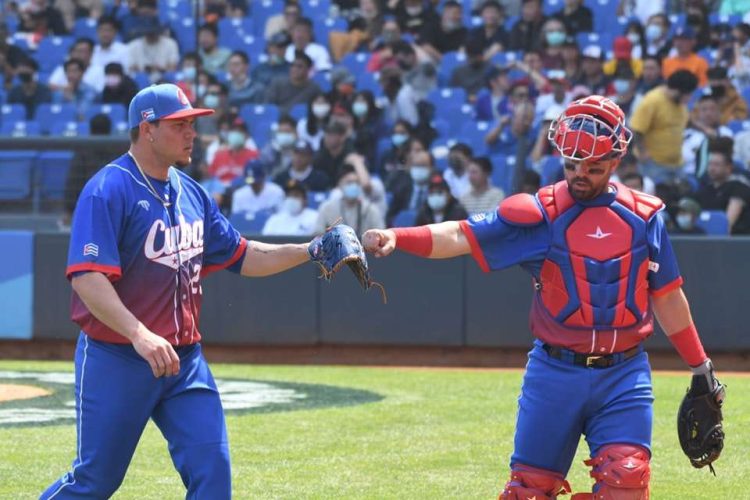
[668,324,708,367]
[393,226,433,257]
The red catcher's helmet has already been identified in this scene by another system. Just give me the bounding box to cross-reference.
[547,95,632,161]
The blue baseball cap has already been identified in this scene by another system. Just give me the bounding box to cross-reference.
[128,83,214,129]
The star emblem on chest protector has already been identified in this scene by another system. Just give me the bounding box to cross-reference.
[622,459,637,469]
[586,226,612,239]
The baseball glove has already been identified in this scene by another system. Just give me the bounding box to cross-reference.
[308,223,386,302]
[677,359,726,474]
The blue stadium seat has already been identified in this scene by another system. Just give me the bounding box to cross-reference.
[302,0,331,19]
[313,17,346,47]
[251,0,284,38]
[159,0,193,24]
[229,209,274,234]
[1,103,27,126]
[438,52,466,86]
[542,0,564,15]
[0,88,5,104]
[9,33,34,54]
[459,120,493,154]
[742,87,750,111]
[307,191,329,209]
[538,155,564,186]
[726,120,750,135]
[223,33,261,54]
[35,104,77,134]
[708,13,742,26]
[239,104,280,125]
[49,121,90,137]
[73,17,98,39]
[132,72,152,90]
[36,36,75,74]
[218,17,255,48]
[340,52,370,76]
[427,87,468,114]
[696,210,729,235]
[85,103,127,123]
[576,32,612,56]
[311,71,332,92]
[288,103,307,121]
[585,0,618,33]
[490,155,516,195]
[170,18,198,52]
[392,209,417,228]
[356,72,381,96]
[0,151,36,200]
[0,120,41,137]
[36,150,74,201]
[430,137,457,172]
[431,118,450,139]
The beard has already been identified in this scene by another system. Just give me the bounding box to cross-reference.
[568,177,600,200]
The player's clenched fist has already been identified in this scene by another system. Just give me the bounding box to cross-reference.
[132,328,181,377]
[362,229,396,258]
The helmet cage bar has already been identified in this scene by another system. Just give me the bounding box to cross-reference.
[548,113,633,162]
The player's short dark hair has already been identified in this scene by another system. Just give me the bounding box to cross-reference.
[472,156,493,175]
[666,69,698,94]
[230,50,249,65]
[72,37,96,52]
[293,50,313,68]
[707,137,733,164]
[480,0,503,13]
[130,120,159,142]
[443,0,462,10]
[294,17,313,30]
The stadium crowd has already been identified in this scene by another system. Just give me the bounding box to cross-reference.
[1,0,750,235]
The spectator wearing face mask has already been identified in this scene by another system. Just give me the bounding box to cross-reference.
[207,118,260,187]
[415,174,468,225]
[262,180,319,236]
[230,160,285,216]
[378,119,414,178]
[459,156,505,215]
[7,57,52,119]
[386,150,435,226]
[297,93,332,151]
[274,140,332,191]
[351,90,385,169]
[669,197,706,235]
[101,62,138,107]
[260,114,299,178]
[538,18,568,70]
[642,13,671,60]
[327,152,388,216]
[315,164,385,235]
[444,143,473,198]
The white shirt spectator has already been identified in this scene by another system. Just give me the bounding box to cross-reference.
[92,41,130,72]
[681,124,733,176]
[231,181,285,215]
[619,0,666,25]
[127,36,179,73]
[48,63,105,92]
[296,118,324,150]
[285,43,332,72]
[460,186,505,215]
[262,207,318,235]
[443,168,471,198]
[734,130,750,168]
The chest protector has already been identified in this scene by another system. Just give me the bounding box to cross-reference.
[534,181,663,330]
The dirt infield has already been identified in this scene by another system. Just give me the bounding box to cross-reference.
[1,339,749,372]
[0,384,51,402]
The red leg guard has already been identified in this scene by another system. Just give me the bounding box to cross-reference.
[580,444,650,500]
[500,464,572,500]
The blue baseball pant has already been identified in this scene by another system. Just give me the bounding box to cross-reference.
[41,333,230,499]
[510,340,654,475]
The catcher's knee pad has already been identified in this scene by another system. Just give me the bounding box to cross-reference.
[500,463,571,499]
[583,444,650,500]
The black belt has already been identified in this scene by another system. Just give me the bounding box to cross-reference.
[542,343,642,368]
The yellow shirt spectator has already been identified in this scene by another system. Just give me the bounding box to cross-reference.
[630,86,689,168]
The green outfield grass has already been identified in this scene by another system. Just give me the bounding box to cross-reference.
[0,360,746,499]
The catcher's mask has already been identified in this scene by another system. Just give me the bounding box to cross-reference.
[548,95,632,162]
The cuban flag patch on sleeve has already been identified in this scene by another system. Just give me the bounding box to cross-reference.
[83,243,99,257]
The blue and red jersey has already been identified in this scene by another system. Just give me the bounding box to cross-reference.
[66,153,247,345]
[460,181,683,354]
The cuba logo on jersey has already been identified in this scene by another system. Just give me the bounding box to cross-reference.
[145,215,204,269]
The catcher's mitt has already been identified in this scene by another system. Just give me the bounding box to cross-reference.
[677,359,726,474]
[308,223,386,302]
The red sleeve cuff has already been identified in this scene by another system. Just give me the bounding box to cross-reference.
[650,276,683,297]
[201,238,248,276]
[66,263,122,282]
[459,220,490,273]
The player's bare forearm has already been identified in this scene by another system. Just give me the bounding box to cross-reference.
[427,221,472,258]
[652,287,694,335]
[363,221,470,258]
[240,241,310,277]
[71,272,149,342]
